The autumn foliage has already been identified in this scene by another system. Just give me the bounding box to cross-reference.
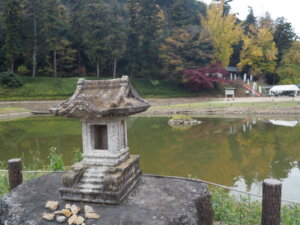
[183,63,229,91]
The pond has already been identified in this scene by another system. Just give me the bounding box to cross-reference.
[1,116,300,201]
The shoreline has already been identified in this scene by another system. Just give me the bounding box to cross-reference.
[0,97,300,120]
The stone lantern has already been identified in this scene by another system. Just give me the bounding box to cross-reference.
[50,76,150,204]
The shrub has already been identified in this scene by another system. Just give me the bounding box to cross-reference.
[0,71,23,88]
[17,65,29,75]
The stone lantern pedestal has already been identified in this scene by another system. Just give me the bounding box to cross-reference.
[50,76,149,204]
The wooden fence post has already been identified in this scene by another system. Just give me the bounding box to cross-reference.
[8,158,23,191]
[261,179,282,225]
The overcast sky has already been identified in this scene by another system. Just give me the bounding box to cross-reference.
[200,0,300,36]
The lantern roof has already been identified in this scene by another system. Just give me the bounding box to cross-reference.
[50,76,150,118]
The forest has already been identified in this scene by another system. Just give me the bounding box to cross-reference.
[0,0,299,90]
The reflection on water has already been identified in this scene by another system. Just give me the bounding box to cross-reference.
[1,116,300,200]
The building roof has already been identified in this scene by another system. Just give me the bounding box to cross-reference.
[50,76,150,118]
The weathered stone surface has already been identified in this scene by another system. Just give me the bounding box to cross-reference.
[84,205,94,214]
[60,155,142,204]
[56,216,66,223]
[45,201,59,211]
[49,76,150,118]
[70,205,79,215]
[43,213,55,221]
[68,215,77,225]
[74,216,84,225]
[0,173,213,225]
[62,209,72,217]
[85,212,100,219]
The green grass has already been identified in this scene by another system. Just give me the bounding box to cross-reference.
[0,77,79,101]
[211,188,300,225]
[0,107,28,113]
[154,101,300,110]
[0,77,217,100]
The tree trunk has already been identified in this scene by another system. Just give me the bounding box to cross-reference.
[96,62,100,78]
[11,60,14,72]
[54,48,57,79]
[78,49,81,73]
[32,17,37,78]
[113,57,117,78]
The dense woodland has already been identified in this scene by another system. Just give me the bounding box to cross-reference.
[0,0,299,90]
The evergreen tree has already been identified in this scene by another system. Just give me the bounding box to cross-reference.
[82,0,110,77]
[274,17,297,63]
[23,0,44,78]
[107,0,127,78]
[243,7,256,35]
[138,0,164,77]
[69,0,86,74]
[1,0,23,71]
[169,0,201,27]
[125,0,140,77]
[160,27,213,81]
[41,0,70,78]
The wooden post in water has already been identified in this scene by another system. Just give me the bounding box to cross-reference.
[8,158,23,191]
[261,179,282,225]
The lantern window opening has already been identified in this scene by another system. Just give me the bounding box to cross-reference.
[92,124,108,150]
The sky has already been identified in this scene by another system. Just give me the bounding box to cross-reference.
[200,0,300,36]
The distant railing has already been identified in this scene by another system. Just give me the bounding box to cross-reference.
[1,158,298,225]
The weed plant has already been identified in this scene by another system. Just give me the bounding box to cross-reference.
[48,147,64,171]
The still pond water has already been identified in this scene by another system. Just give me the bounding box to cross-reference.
[1,116,300,201]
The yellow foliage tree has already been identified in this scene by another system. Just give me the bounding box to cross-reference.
[277,41,300,84]
[238,25,278,76]
[201,0,242,67]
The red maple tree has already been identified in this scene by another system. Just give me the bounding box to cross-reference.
[183,63,230,91]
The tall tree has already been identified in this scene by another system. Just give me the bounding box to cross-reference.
[215,0,232,16]
[1,0,23,71]
[277,41,300,84]
[243,7,256,35]
[238,25,278,77]
[82,0,110,77]
[23,0,43,78]
[69,0,85,74]
[107,0,127,78]
[259,12,274,31]
[138,0,164,77]
[125,0,140,77]
[273,17,296,63]
[159,27,213,81]
[201,0,242,67]
[41,0,69,78]
[169,0,202,27]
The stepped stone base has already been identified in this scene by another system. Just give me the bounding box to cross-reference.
[60,155,141,204]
